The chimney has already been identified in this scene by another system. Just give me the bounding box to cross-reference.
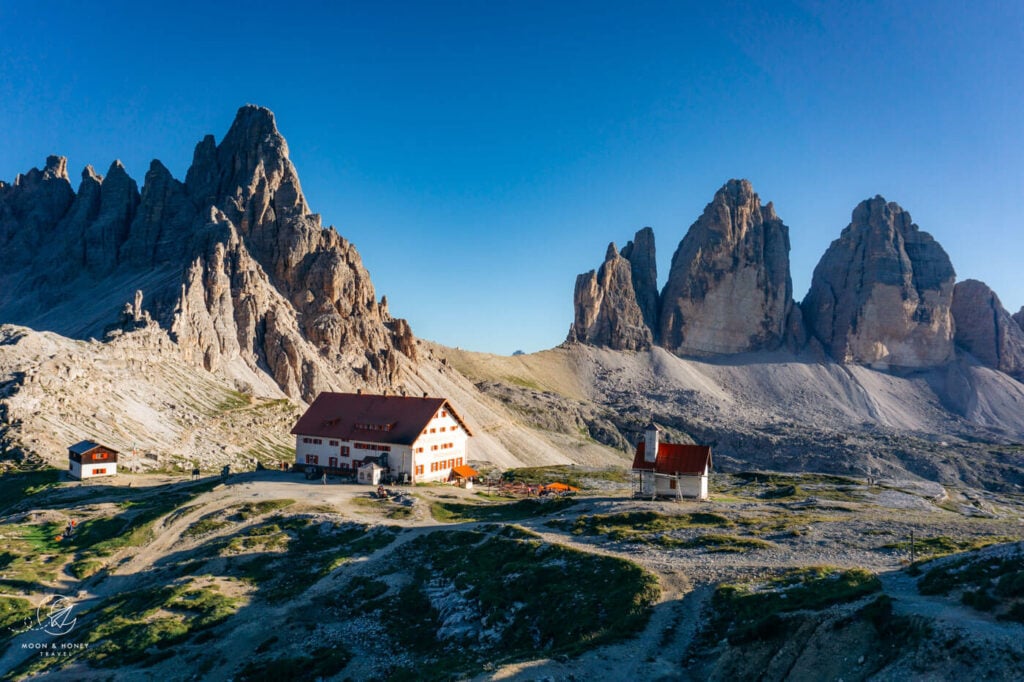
[382,388,388,397]
[356,388,362,395]
[423,391,428,398]
[644,422,660,463]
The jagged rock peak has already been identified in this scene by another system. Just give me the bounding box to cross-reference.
[567,235,654,351]
[951,279,1024,379]
[0,105,417,402]
[620,227,658,334]
[186,104,309,219]
[659,179,792,355]
[802,196,955,368]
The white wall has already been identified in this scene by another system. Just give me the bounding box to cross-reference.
[69,460,117,480]
[410,410,469,483]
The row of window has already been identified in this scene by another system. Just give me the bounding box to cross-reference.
[301,437,324,445]
[430,443,456,452]
[353,443,392,452]
[427,425,459,434]
[429,457,463,473]
[355,422,393,432]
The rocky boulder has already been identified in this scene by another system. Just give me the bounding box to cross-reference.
[951,279,1024,378]
[802,197,955,368]
[659,179,792,355]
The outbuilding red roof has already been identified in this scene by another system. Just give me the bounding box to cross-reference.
[291,392,473,444]
[631,442,712,475]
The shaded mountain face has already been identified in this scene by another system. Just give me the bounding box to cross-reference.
[659,179,793,355]
[567,239,654,350]
[0,105,415,400]
[951,279,1024,379]
[802,197,955,369]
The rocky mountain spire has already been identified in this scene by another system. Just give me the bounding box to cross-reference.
[83,160,140,273]
[659,179,793,355]
[0,105,417,400]
[567,242,654,350]
[802,196,955,368]
[620,227,659,334]
[951,279,1024,378]
[0,155,75,253]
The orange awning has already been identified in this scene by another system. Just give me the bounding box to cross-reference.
[451,465,479,479]
[541,482,580,492]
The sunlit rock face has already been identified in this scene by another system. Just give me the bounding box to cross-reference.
[568,239,654,351]
[802,196,955,369]
[0,105,416,400]
[659,179,793,356]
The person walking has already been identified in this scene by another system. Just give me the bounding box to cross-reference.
[321,471,327,485]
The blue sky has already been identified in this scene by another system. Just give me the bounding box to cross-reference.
[2,1,1021,354]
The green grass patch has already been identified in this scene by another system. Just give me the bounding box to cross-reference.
[0,596,33,652]
[230,499,295,521]
[196,518,399,603]
[884,535,1015,560]
[372,528,659,679]
[68,558,105,580]
[659,533,775,552]
[560,510,733,540]
[430,497,575,523]
[236,645,352,682]
[216,389,251,411]
[502,375,543,391]
[20,580,243,672]
[917,545,1024,621]
[709,566,881,644]
[182,517,231,539]
[0,468,60,514]
[73,480,220,557]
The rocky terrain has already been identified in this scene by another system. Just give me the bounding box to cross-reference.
[0,105,414,403]
[0,468,1021,680]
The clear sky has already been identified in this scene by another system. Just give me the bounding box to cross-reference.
[2,1,1021,355]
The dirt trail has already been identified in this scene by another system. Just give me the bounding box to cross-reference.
[879,570,1024,644]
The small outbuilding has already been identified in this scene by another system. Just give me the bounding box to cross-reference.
[68,441,119,480]
[357,462,385,485]
[449,464,480,488]
[631,423,712,500]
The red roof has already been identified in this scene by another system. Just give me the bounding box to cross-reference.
[631,442,712,475]
[291,392,473,444]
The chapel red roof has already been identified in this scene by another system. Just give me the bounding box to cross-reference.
[291,392,473,444]
[631,442,712,475]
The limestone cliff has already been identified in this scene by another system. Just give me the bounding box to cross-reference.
[659,179,793,355]
[567,242,653,350]
[0,105,415,400]
[802,197,955,368]
[951,279,1024,379]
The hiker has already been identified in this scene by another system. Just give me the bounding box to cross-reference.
[191,467,200,481]
[321,471,327,485]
